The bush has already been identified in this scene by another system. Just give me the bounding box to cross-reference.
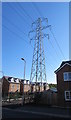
[9,92,22,100]
[34,92,42,104]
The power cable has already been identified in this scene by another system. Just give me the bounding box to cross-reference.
[32,2,66,60]
[6,3,31,27]
[49,27,66,60]
[16,2,33,22]
[3,15,28,36]
[3,24,32,48]
[32,2,43,17]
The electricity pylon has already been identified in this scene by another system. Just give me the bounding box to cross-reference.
[29,18,51,91]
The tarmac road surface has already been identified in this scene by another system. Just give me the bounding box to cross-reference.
[2,104,71,119]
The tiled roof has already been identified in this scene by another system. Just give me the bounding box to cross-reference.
[54,60,71,73]
[60,60,71,67]
[4,76,21,83]
[4,76,30,84]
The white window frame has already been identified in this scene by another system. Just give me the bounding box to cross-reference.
[65,91,71,101]
[11,78,14,82]
[16,79,19,83]
[24,80,26,84]
[63,72,71,81]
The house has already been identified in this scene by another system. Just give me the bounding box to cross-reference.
[43,82,49,91]
[2,76,20,97]
[20,79,30,94]
[30,82,36,93]
[30,82,49,93]
[2,75,49,99]
[54,60,71,107]
[2,76,31,96]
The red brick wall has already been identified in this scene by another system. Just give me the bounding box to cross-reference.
[20,82,30,93]
[2,77,9,96]
[56,64,71,107]
[9,83,20,93]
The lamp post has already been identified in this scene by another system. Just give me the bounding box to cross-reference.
[21,58,26,105]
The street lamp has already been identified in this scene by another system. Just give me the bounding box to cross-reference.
[21,58,26,105]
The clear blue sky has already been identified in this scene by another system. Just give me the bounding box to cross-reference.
[2,2,69,84]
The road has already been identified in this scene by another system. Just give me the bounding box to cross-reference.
[2,107,54,119]
[2,104,71,119]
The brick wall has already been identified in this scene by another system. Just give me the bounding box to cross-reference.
[20,82,30,93]
[56,64,71,107]
[24,84,30,92]
[9,83,20,93]
[2,77,9,96]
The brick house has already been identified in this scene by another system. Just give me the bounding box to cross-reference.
[54,60,71,107]
[2,76,9,96]
[2,76,49,98]
[20,79,30,94]
[2,76,20,97]
[2,76,31,97]
[30,82,49,93]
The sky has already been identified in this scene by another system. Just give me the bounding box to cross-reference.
[2,2,69,84]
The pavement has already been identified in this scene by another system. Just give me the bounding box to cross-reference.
[2,104,71,119]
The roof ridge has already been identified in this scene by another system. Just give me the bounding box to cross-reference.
[55,60,71,73]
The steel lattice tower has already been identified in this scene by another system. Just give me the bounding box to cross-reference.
[29,18,51,88]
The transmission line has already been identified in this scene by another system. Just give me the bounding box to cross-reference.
[3,15,28,36]
[3,24,32,48]
[32,2,66,60]
[6,3,31,27]
[49,27,66,60]
[32,2,43,17]
[16,2,33,22]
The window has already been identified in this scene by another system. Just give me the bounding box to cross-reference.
[11,84,14,91]
[70,91,71,99]
[17,85,19,89]
[69,73,71,80]
[63,72,71,81]
[16,79,19,83]
[12,85,14,88]
[65,91,71,101]
[11,78,14,82]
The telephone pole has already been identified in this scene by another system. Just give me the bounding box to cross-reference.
[29,18,51,91]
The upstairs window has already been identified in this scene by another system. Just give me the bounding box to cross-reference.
[11,84,14,91]
[68,73,71,80]
[11,78,14,82]
[63,72,71,81]
[65,91,71,101]
[12,85,14,89]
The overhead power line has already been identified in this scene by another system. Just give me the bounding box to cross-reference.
[48,37,60,57]
[17,2,33,22]
[49,27,66,60]
[3,15,28,36]
[32,2,66,60]
[44,42,59,65]
[32,2,43,17]
[6,3,31,27]
[3,24,32,48]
